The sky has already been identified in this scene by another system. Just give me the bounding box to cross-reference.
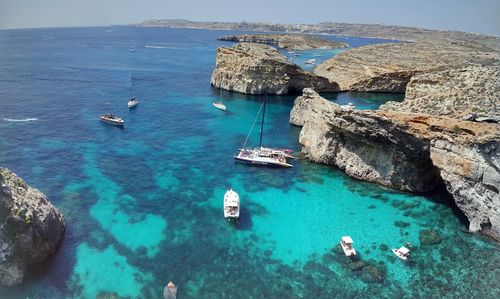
[0,0,499,36]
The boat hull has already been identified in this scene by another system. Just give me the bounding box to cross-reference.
[392,249,409,260]
[212,102,226,111]
[100,118,124,126]
[234,155,293,168]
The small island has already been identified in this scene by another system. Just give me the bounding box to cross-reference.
[217,34,348,50]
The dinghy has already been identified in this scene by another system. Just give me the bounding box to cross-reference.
[392,246,410,260]
[340,236,356,257]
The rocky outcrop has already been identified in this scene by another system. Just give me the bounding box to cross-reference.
[0,168,65,286]
[314,41,498,92]
[217,34,348,50]
[290,89,500,239]
[211,43,339,95]
[380,64,500,123]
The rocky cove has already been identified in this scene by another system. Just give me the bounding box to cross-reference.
[291,88,500,240]
[210,31,500,241]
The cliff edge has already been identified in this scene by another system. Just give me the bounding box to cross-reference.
[0,168,65,286]
[291,89,500,240]
[210,43,338,95]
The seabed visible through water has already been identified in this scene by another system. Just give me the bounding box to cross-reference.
[0,26,498,298]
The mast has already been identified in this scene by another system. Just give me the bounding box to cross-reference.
[259,91,267,148]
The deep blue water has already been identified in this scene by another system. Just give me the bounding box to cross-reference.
[0,27,498,298]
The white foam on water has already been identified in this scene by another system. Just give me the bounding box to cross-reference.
[144,45,179,49]
[3,117,38,122]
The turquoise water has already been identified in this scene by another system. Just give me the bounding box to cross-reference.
[0,27,498,298]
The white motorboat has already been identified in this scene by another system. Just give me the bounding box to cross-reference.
[234,94,293,168]
[340,236,356,257]
[128,98,138,108]
[392,246,410,260]
[212,101,226,111]
[224,189,240,219]
[100,113,124,126]
[163,281,177,299]
[305,58,316,65]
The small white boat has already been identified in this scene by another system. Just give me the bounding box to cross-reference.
[212,101,226,111]
[305,59,316,65]
[224,189,240,219]
[340,236,356,257]
[392,246,410,260]
[100,113,124,126]
[128,98,138,108]
[163,281,177,299]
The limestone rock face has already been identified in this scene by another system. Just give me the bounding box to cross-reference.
[217,34,348,50]
[380,64,500,123]
[430,139,500,239]
[210,43,339,95]
[290,89,441,192]
[290,89,500,239]
[0,168,65,286]
[314,41,498,92]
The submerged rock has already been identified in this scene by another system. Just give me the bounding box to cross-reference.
[0,167,65,286]
[217,34,348,50]
[210,43,338,95]
[361,262,386,283]
[419,229,442,245]
[290,89,500,240]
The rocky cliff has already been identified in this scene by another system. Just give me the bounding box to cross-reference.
[314,41,498,93]
[380,64,500,123]
[0,168,65,286]
[211,43,338,95]
[217,34,348,50]
[290,89,500,240]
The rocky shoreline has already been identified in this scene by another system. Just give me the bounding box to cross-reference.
[210,43,338,94]
[217,34,348,50]
[290,89,500,240]
[0,168,65,286]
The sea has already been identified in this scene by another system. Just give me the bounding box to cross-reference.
[0,26,498,298]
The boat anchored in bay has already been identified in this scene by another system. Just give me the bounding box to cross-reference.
[234,93,293,168]
[212,88,226,111]
[128,98,138,108]
[340,236,356,257]
[224,189,240,220]
[100,113,124,126]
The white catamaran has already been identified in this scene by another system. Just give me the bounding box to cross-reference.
[234,94,294,168]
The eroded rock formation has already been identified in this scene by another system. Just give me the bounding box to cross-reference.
[290,89,500,240]
[314,41,498,92]
[380,64,500,123]
[0,168,65,286]
[217,34,348,50]
[210,43,339,95]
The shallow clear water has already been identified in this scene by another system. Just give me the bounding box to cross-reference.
[0,27,498,298]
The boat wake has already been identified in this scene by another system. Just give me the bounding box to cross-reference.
[3,117,38,122]
[144,45,178,49]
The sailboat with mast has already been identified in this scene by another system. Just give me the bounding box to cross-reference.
[212,88,226,111]
[234,94,294,168]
